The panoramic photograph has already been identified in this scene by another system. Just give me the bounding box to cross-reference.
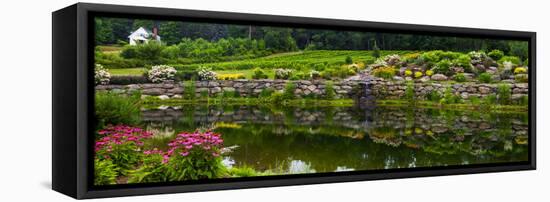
[93,17,529,186]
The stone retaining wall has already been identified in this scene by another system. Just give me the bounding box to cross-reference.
[96,78,528,101]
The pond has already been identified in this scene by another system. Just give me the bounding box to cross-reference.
[139,104,529,174]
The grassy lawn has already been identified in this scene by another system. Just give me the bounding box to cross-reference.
[176,50,415,70]
[108,68,146,76]
[97,45,123,53]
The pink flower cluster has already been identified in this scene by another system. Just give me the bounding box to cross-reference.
[143,131,224,164]
[95,125,153,152]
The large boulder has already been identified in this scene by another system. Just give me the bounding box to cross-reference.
[431,74,448,81]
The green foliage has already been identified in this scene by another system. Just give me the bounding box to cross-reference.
[325,81,336,100]
[96,141,143,175]
[454,73,466,82]
[259,87,275,98]
[128,154,170,183]
[499,56,522,65]
[345,56,353,64]
[404,81,415,101]
[478,73,493,83]
[94,159,118,186]
[488,49,504,60]
[452,55,473,72]
[166,149,225,181]
[508,41,528,60]
[364,56,376,65]
[252,68,269,79]
[121,41,165,62]
[496,84,511,105]
[283,82,296,100]
[433,59,452,75]
[372,66,396,79]
[439,87,460,104]
[427,90,442,102]
[228,166,259,177]
[269,91,285,104]
[95,92,141,129]
[184,80,196,100]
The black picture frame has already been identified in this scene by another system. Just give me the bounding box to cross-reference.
[52,3,536,199]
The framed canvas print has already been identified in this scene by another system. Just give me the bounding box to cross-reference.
[52,3,536,199]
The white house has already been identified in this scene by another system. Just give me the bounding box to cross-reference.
[128,27,161,45]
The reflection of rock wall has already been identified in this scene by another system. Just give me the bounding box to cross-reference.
[141,107,528,137]
[96,78,528,101]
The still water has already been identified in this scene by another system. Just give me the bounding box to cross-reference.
[140,104,528,174]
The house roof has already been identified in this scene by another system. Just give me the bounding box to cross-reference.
[128,27,161,40]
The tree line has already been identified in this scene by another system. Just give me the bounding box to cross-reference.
[95,17,528,59]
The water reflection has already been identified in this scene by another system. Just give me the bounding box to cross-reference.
[140,105,528,173]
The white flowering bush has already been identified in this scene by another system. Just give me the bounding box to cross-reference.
[468,51,486,64]
[147,65,177,83]
[309,70,321,79]
[370,58,388,69]
[503,61,514,70]
[384,54,401,66]
[95,64,111,85]
[275,68,292,79]
[197,67,217,81]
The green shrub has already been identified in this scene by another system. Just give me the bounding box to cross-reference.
[482,94,497,105]
[121,41,165,62]
[452,55,473,72]
[127,153,170,183]
[440,87,460,104]
[497,84,511,105]
[252,68,269,79]
[433,59,452,75]
[364,56,376,65]
[488,50,504,60]
[259,87,275,98]
[372,66,396,79]
[454,73,466,82]
[499,56,522,65]
[228,166,259,177]
[283,82,296,99]
[94,159,118,186]
[270,91,285,104]
[345,56,353,64]
[95,92,141,129]
[427,90,441,102]
[184,80,196,99]
[325,81,336,100]
[478,73,492,83]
